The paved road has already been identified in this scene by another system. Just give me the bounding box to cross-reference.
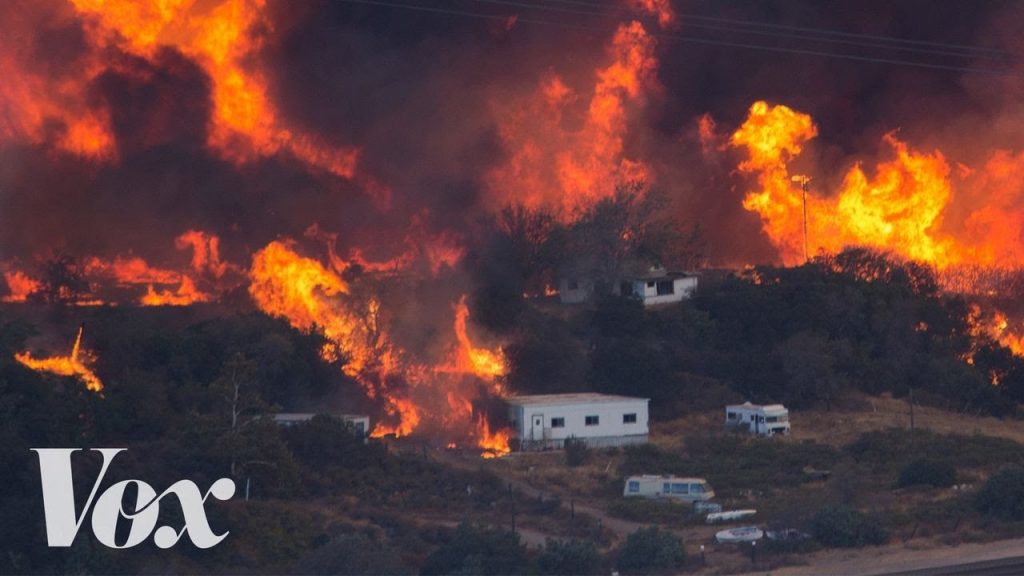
[880,556,1024,576]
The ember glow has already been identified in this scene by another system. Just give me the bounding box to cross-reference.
[15,324,104,392]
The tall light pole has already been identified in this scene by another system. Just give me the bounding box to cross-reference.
[791,175,811,263]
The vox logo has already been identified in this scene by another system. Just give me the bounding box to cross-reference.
[32,448,235,549]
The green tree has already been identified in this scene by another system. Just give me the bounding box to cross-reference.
[294,533,411,575]
[976,466,1024,520]
[616,527,685,575]
[420,523,528,576]
[811,505,888,548]
[896,459,957,489]
[537,538,602,575]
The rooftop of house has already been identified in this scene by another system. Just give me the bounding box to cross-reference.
[506,393,649,407]
[726,402,788,413]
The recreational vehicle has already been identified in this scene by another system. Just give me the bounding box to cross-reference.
[622,475,715,503]
[725,402,790,436]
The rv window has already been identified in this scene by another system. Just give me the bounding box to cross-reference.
[656,280,674,295]
[690,483,706,494]
[671,483,689,494]
[585,415,599,426]
[623,413,637,424]
[663,483,671,493]
[727,412,737,420]
[628,481,639,493]
[551,417,565,428]
[647,281,656,288]
[766,416,777,423]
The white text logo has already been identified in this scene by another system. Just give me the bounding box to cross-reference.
[32,448,235,549]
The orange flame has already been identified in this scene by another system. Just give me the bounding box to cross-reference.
[486,20,658,217]
[731,101,1024,273]
[477,414,512,459]
[140,276,209,306]
[2,271,41,303]
[248,240,509,452]
[15,325,104,392]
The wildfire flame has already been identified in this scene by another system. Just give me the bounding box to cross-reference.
[2,271,41,303]
[731,100,1024,272]
[247,240,510,453]
[486,19,658,217]
[15,324,104,392]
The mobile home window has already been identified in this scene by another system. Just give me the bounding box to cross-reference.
[623,413,637,424]
[628,481,639,493]
[656,280,674,295]
[551,417,565,428]
[671,483,689,494]
[585,415,599,426]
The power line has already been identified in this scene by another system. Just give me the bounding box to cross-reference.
[534,0,1011,58]
[335,0,1022,77]
[466,0,1012,62]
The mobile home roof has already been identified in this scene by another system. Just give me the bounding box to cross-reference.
[506,393,649,407]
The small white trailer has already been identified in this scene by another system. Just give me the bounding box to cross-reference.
[623,475,715,503]
[725,402,790,436]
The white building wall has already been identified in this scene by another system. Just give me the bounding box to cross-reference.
[509,398,649,450]
[558,278,595,304]
[636,276,698,306]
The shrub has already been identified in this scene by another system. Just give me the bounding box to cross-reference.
[420,523,528,576]
[811,505,888,548]
[293,534,410,575]
[616,527,685,575]
[537,538,602,575]
[565,437,590,467]
[896,459,957,489]
[976,466,1024,520]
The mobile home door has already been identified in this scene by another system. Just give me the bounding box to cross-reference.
[531,414,543,441]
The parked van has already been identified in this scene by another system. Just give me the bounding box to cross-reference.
[623,475,715,502]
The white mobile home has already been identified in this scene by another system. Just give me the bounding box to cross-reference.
[623,475,715,502]
[725,402,790,436]
[506,393,649,451]
[273,413,371,437]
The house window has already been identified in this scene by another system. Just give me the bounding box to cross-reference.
[567,279,579,290]
[628,481,640,493]
[585,415,599,426]
[656,280,674,295]
[623,413,637,424]
[551,417,565,428]
[671,483,689,494]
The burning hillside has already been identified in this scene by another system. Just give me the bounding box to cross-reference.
[7,0,1024,450]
